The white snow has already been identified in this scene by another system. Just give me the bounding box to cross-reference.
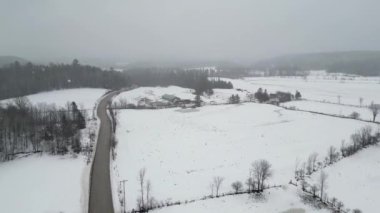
[113,86,247,106]
[227,77,380,106]
[281,100,375,121]
[113,103,376,211]
[152,186,329,213]
[309,145,380,212]
[1,88,108,109]
[0,88,107,213]
[0,155,87,213]
[113,86,195,105]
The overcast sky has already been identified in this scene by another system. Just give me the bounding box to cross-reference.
[1,0,380,63]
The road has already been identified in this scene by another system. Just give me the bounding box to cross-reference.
[89,91,118,213]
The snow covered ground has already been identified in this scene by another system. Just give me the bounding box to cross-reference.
[152,186,329,213]
[113,86,195,105]
[227,76,380,106]
[112,103,376,211]
[0,88,108,109]
[281,100,375,121]
[113,75,380,109]
[309,145,380,212]
[113,86,247,105]
[0,155,87,213]
[0,88,107,213]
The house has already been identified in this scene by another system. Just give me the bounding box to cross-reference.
[161,94,181,103]
[151,101,169,109]
[137,98,153,107]
[269,91,293,104]
[176,99,198,108]
[268,96,280,106]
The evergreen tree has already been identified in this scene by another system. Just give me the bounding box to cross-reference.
[295,90,302,100]
[195,94,202,107]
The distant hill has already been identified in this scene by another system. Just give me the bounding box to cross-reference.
[0,56,28,67]
[254,51,380,76]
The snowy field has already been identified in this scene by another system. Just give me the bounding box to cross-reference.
[113,86,195,105]
[309,145,380,212]
[113,86,247,105]
[113,75,380,111]
[113,103,377,211]
[152,186,329,213]
[0,155,87,213]
[228,76,380,106]
[0,88,108,109]
[0,88,107,213]
[281,100,375,122]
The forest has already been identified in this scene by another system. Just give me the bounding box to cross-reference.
[0,60,233,100]
[0,60,128,100]
[124,68,233,95]
[0,97,88,161]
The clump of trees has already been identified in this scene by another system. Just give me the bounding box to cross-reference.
[247,159,273,192]
[210,176,224,197]
[341,126,378,157]
[0,97,87,161]
[254,88,297,103]
[254,88,269,103]
[228,94,240,104]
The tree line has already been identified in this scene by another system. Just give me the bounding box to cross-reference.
[0,97,87,161]
[131,159,273,212]
[124,68,233,95]
[0,60,233,101]
[0,60,128,100]
[293,125,379,213]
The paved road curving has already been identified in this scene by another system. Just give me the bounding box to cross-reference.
[89,91,119,213]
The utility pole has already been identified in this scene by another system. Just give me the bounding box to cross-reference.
[120,180,128,213]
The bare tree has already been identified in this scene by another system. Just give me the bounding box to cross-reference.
[294,158,300,178]
[213,176,224,196]
[359,125,373,147]
[359,97,363,107]
[327,146,338,164]
[336,201,344,212]
[306,152,318,174]
[251,159,272,191]
[310,184,319,198]
[209,183,215,196]
[146,180,151,209]
[245,177,254,192]
[231,181,243,193]
[369,102,380,122]
[138,168,146,210]
[300,180,308,191]
[319,171,328,200]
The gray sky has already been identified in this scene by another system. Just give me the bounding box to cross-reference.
[1,0,380,63]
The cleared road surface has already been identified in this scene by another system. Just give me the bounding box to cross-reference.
[89,91,118,213]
